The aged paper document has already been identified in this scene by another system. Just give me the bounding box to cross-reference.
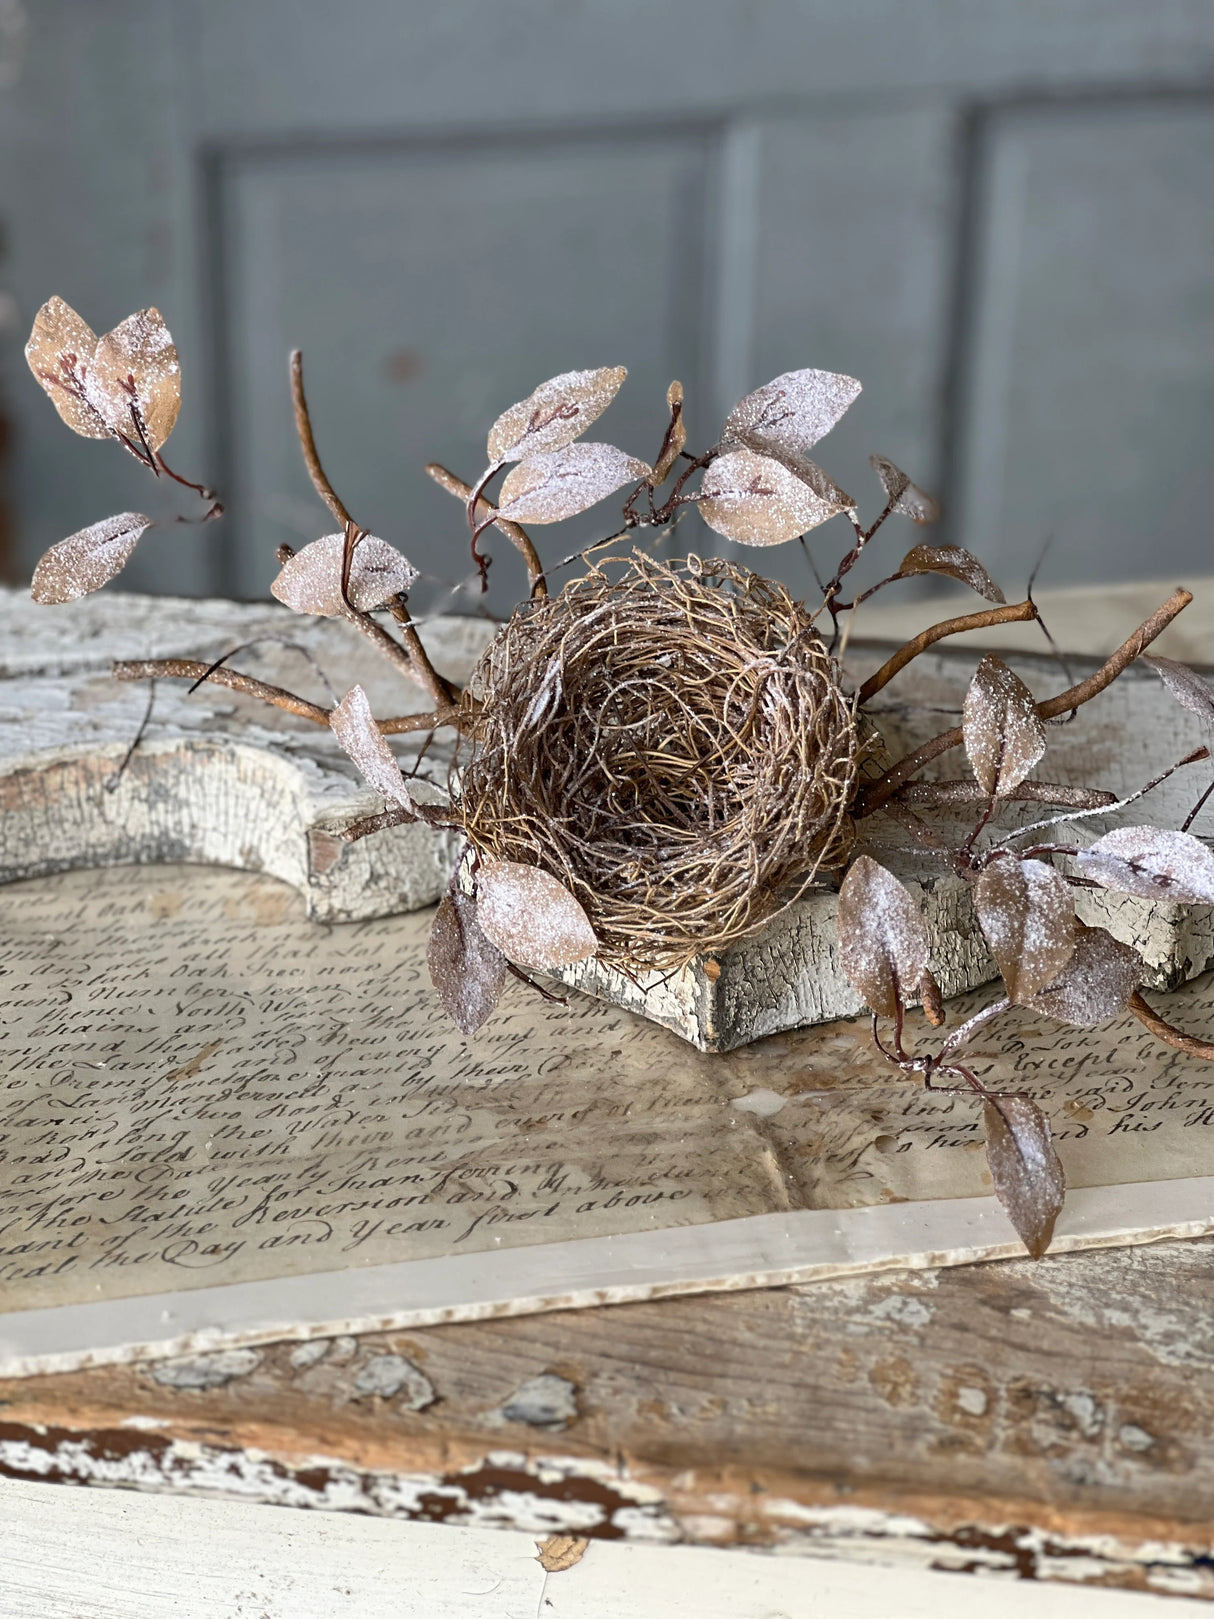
[1,863,1212,1372]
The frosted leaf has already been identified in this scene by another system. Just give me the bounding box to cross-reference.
[1075,826,1214,906]
[698,447,841,548]
[1143,655,1214,729]
[974,858,1075,1003]
[962,655,1045,797]
[898,545,1005,604]
[836,854,930,1019]
[497,443,650,525]
[85,307,180,452]
[869,455,939,524]
[724,367,861,455]
[329,685,414,810]
[487,367,627,464]
[1029,924,1142,1027]
[30,512,152,603]
[476,861,598,970]
[650,379,686,486]
[734,431,854,512]
[271,533,419,617]
[427,890,508,1035]
[24,296,109,439]
[983,1095,1065,1259]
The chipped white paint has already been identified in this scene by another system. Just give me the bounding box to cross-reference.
[498,1373,579,1431]
[956,1385,989,1416]
[150,1349,263,1390]
[352,1353,435,1410]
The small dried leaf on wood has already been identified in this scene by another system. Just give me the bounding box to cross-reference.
[85,308,181,451]
[427,889,507,1035]
[898,545,1006,604]
[497,443,651,524]
[869,454,939,523]
[476,860,598,969]
[698,447,841,548]
[974,858,1075,1003]
[837,854,930,1019]
[724,367,861,456]
[30,512,152,604]
[650,380,686,486]
[25,296,109,439]
[1075,826,1214,906]
[984,1094,1065,1259]
[962,654,1045,796]
[271,533,419,617]
[1028,923,1143,1027]
[329,685,415,810]
[487,367,627,463]
[1143,655,1214,729]
[735,431,854,512]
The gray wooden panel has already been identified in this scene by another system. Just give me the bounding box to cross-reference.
[953,98,1214,590]
[217,131,713,611]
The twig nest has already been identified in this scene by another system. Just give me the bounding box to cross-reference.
[455,555,858,969]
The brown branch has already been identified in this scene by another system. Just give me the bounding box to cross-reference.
[1129,990,1214,1061]
[426,462,548,597]
[114,659,461,735]
[289,350,351,527]
[333,808,415,843]
[893,781,1117,810]
[857,589,1193,817]
[856,601,1038,706]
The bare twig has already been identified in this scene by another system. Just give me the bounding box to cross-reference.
[426,462,548,598]
[893,780,1117,810]
[856,600,1039,705]
[1129,990,1214,1061]
[289,350,351,527]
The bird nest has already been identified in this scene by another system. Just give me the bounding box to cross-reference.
[453,553,859,969]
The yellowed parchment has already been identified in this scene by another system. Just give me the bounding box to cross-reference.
[0,864,1211,1315]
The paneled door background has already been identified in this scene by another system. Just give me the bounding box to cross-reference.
[1,2,1212,613]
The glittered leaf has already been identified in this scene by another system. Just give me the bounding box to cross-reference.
[329,685,414,810]
[735,431,854,512]
[724,368,861,455]
[974,859,1075,1003]
[650,380,686,486]
[476,861,598,970]
[836,855,930,1020]
[497,443,650,524]
[898,545,1005,604]
[962,655,1045,797]
[1028,924,1142,1027]
[25,296,109,439]
[427,889,508,1035]
[869,454,940,524]
[1076,826,1214,906]
[1143,655,1214,730]
[984,1095,1065,1259]
[30,512,152,603]
[85,308,180,452]
[487,367,627,464]
[271,534,419,617]
[699,447,842,547]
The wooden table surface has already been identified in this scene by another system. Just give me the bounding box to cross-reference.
[2,581,1213,1606]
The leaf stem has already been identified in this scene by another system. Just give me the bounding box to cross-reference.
[1128,990,1214,1061]
[426,462,548,598]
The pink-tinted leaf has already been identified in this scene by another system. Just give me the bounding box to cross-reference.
[476,860,598,969]
[962,655,1045,796]
[898,545,1005,604]
[724,368,861,456]
[1076,826,1214,906]
[836,854,930,1020]
[1143,655,1214,729]
[271,533,419,617]
[329,685,414,810]
[487,367,627,464]
[698,447,842,547]
[974,859,1075,1003]
[869,454,940,524]
[650,379,686,486]
[497,443,650,524]
[427,889,508,1035]
[1028,923,1143,1027]
[984,1094,1065,1259]
[30,512,153,604]
[84,308,180,452]
[25,296,109,439]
